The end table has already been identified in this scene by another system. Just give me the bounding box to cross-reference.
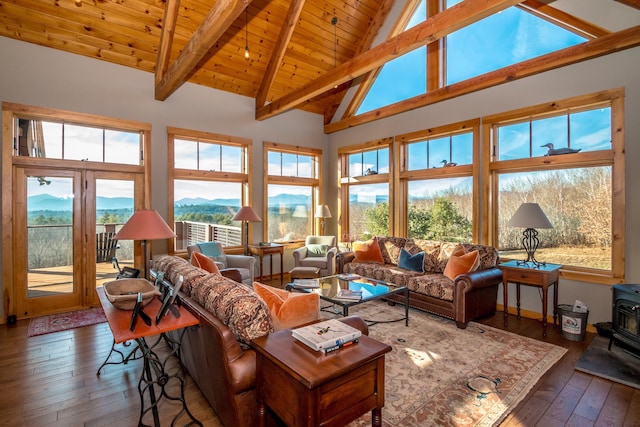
[249,243,284,284]
[251,329,391,426]
[499,260,561,337]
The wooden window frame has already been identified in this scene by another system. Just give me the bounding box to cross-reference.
[167,127,252,255]
[263,142,322,243]
[483,88,625,284]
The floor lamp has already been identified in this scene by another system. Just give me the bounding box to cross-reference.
[114,209,176,279]
[507,202,553,267]
[231,206,262,256]
[315,204,332,235]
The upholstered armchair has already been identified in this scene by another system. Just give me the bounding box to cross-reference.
[292,236,338,277]
[187,242,255,286]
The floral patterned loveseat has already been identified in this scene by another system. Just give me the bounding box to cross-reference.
[337,236,503,328]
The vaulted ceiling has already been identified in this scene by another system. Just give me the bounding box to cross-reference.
[1,0,639,131]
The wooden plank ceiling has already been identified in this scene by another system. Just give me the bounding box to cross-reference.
[0,0,388,117]
[1,0,639,128]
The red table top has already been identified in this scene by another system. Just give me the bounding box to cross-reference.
[97,286,199,344]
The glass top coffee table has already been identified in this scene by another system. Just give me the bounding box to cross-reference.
[286,274,409,326]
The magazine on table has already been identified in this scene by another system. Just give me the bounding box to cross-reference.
[334,288,363,301]
[292,319,361,352]
[292,279,320,289]
[336,273,360,281]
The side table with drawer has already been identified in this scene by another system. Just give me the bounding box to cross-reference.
[499,260,562,337]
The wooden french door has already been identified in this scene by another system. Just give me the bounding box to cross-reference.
[13,166,142,317]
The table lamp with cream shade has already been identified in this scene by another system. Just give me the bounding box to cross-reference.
[507,202,553,267]
[315,204,332,235]
[231,206,262,256]
[114,209,176,279]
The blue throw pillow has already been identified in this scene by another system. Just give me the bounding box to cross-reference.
[398,248,424,273]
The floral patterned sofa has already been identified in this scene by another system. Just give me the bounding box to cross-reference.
[337,236,503,328]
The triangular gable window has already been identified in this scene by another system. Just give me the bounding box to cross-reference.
[357,0,587,115]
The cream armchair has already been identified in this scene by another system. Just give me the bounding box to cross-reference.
[187,242,255,286]
[292,236,338,277]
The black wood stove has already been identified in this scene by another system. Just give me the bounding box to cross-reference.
[609,284,640,356]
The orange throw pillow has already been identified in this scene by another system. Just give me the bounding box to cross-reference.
[443,249,480,280]
[254,282,319,331]
[352,237,384,264]
[191,251,221,275]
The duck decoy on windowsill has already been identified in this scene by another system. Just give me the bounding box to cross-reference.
[541,143,582,156]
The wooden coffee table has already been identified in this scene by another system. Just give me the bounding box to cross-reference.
[251,329,392,426]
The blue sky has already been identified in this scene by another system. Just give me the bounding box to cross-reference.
[358,0,587,114]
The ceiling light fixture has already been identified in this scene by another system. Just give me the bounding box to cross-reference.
[332,17,338,88]
[331,17,338,68]
[244,8,250,59]
[74,0,82,6]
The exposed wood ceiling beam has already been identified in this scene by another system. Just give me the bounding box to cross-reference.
[518,0,609,39]
[155,0,181,87]
[325,25,640,133]
[615,0,640,10]
[155,0,251,101]
[255,0,522,121]
[342,0,427,121]
[256,0,306,109]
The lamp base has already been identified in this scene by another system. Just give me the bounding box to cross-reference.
[518,228,546,269]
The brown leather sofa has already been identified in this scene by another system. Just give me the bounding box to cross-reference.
[338,236,503,328]
[151,255,368,427]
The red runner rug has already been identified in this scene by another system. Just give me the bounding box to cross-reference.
[27,307,107,337]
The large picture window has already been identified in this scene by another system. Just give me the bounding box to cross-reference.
[487,89,624,282]
[399,120,478,241]
[168,127,251,252]
[264,142,322,242]
[339,140,392,241]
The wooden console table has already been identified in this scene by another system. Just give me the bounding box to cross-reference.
[499,260,561,337]
[251,329,391,426]
[249,243,284,285]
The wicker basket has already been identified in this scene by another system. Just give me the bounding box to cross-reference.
[103,278,160,310]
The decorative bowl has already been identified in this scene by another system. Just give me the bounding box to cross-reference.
[103,278,160,310]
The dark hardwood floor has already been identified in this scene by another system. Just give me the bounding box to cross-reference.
[1,278,639,426]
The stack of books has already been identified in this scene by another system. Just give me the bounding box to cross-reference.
[292,319,361,353]
[334,289,363,301]
[292,279,320,289]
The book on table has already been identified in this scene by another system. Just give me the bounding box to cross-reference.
[292,319,362,352]
[292,279,320,289]
[336,273,360,281]
[334,288,363,301]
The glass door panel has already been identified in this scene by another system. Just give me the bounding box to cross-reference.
[95,178,135,287]
[27,175,75,297]
[16,167,83,316]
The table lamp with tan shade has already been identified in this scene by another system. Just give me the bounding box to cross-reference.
[232,206,262,256]
[114,209,176,279]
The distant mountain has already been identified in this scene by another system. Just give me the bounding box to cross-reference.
[28,194,74,211]
[348,194,389,205]
[28,194,135,211]
[29,192,314,212]
[176,197,240,206]
[267,194,310,206]
[96,196,134,210]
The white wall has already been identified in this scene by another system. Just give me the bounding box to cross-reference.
[327,47,640,325]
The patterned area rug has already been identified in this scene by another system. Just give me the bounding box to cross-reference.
[27,307,107,337]
[319,302,567,427]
